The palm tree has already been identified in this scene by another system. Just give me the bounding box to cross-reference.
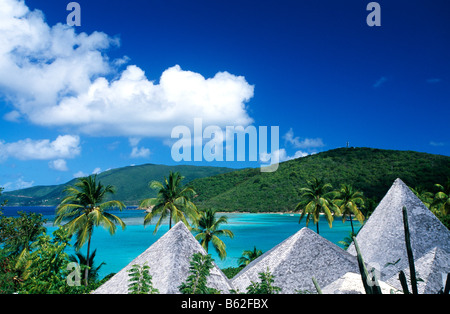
[433,179,450,216]
[55,175,126,286]
[295,177,341,234]
[238,246,263,267]
[334,184,365,234]
[69,249,105,283]
[140,171,199,233]
[411,186,434,209]
[193,208,234,260]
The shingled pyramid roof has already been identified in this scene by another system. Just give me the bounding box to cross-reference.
[321,272,401,294]
[93,221,233,294]
[347,178,450,280]
[386,247,450,294]
[231,227,359,294]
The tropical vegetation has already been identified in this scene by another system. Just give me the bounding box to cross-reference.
[140,171,199,233]
[334,184,365,234]
[238,246,264,267]
[54,175,126,286]
[295,177,341,234]
[193,208,234,260]
[1,147,450,294]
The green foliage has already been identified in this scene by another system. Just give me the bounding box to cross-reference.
[127,263,159,294]
[238,246,263,267]
[295,177,340,234]
[190,148,450,213]
[0,187,7,210]
[18,228,72,294]
[55,175,126,286]
[221,266,243,279]
[245,268,281,294]
[0,164,233,206]
[193,208,234,260]
[179,253,220,294]
[69,249,105,284]
[0,211,47,255]
[141,171,199,233]
[334,184,365,234]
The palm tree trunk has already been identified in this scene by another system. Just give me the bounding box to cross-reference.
[169,210,172,229]
[85,235,91,286]
[349,214,355,234]
[316,221,320,234]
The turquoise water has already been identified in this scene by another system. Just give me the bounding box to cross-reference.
[2,207,361,278]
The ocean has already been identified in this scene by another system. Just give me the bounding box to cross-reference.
[1,206,361,278]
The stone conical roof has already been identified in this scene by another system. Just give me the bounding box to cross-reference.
[93,221,233,294]
[347,178,450,280]
[386,247,450,294]
[231,227,359,293]
[321,272,401,294]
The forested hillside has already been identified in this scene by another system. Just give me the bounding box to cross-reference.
[189,147,450,212]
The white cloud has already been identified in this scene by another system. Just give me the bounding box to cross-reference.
[430,141,445,147]
[48,159,68,171]
[130,146,151,158]
[260,148,308,165]
[73,170,88,178]
[283,128,324,149]
[0,0,254,138]
[128,137,150,158]
[0,135,81,161]
[92,167,102,175]
[2,177,34,191]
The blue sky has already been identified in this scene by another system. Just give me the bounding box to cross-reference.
[0,0,449,190]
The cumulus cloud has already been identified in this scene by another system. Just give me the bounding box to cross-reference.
[0,135,81,161]
[1,177,34,191]
[283,128,324,149]
[48,159,68,171]
[260,148,308,165]
[0,0,254,138]
[128,137,150,158]
[73,170,88,178]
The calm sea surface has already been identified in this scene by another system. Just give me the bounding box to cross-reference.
[2,206,361,278]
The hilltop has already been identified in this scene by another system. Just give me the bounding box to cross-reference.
[189,147,450,212]
[1,148,449,211]
[1,164,234,206]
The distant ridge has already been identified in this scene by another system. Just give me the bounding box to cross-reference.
[190,147,450,212]
[2,147,450,211]
[1,164,234,206]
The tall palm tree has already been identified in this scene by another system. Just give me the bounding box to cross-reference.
[334,184,365,234]
[55,175,126,286]
[140,171,199,233]
[69,249,105,283]
[193,209,234,260]
[238,246,263,267]
[295,177,341,234]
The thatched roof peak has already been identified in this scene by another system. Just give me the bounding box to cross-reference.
[232,227,359,293]
[93,221,233,294]
[347,178,450,286]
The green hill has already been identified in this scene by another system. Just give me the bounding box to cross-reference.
[1,164,235,206]
[188,147,450,212]
[2,148,449,211]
